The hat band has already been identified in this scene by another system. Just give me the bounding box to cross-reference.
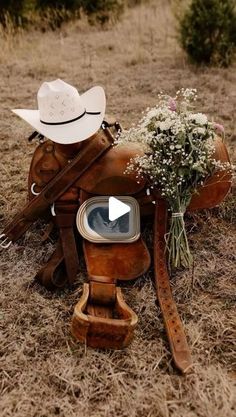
[40,110,101,126]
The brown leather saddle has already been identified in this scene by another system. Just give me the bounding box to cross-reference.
[0,120,232,373]
[28,129,151,350]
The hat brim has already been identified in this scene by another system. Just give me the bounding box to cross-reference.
[12,86,106,144]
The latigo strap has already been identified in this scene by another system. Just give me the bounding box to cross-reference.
[35,241,67,290]
[0,128,114,246]
[55,201,80,285]
[153,199,193,373]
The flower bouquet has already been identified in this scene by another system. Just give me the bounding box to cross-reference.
[117,89,231,270]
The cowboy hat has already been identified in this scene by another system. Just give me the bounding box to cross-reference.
[12,79,106,144]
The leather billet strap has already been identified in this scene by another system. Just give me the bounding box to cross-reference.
[153,199,193,373]
[35,241,67,290]
[35,236,78,290]
[55,201,79,285]
[1,128,114,244]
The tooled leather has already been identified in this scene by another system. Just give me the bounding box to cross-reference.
[29,142,146,199]
[28,141,68,195]
[72,283,138,349]
[3,129,114,243]
[154,199,193,373]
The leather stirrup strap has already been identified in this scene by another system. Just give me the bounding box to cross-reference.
[1,129,114,244]
[154,199,193,373]
[35,241,67,290]
[55,202,79,285]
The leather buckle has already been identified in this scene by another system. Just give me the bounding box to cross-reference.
[0,234,12,249]
[71,283,138,349]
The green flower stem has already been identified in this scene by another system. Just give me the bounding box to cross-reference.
[165,203,193,269]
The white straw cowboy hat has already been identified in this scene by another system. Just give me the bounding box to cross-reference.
[12,79,106,144]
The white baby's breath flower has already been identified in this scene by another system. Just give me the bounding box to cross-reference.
[161,118,174,131]
[189,113,208,125]
[146,108,159,119]
[116,89,230,251]
[193,127,206,135]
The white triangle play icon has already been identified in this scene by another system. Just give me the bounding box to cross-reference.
[108,197,131,221]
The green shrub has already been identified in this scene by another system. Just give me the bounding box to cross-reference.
[0,0,135,30]
[82,0,125,26]
[127,0,143,6]
[35,0,81,29]
[36,0,124,28]
[0,0,25,26]
[180,0,236,67]
[36,0,81,11]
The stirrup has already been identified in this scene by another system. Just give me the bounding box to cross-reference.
[71,282,138,349]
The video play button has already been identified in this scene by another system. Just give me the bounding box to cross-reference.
[76,196,140,243]
[108,197,131,221]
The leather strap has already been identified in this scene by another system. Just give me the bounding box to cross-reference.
[86,278,117,318]
[55,202,79,285]
[2,129,114,243]
[35,241,67,290]
[153,199,193,373]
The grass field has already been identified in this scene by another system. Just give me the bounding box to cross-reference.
[0,1,236,416]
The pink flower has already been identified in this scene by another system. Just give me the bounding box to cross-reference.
[214,123,224,133]
[168,98,177,112]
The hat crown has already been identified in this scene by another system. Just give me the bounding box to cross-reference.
[37,79,85,124]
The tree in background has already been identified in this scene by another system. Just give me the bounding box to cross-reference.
[180,0,236,67]
[0,0,25,26]
[81,0,125,26]
[0,0,142,29]
[36,0,82,11]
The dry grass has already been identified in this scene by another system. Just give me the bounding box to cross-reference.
[0,1,236,416]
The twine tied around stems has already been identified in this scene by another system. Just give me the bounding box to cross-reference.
[171,212,184,218]
[167,209,192,269]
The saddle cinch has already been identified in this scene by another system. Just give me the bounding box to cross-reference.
[0,119,232,373]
